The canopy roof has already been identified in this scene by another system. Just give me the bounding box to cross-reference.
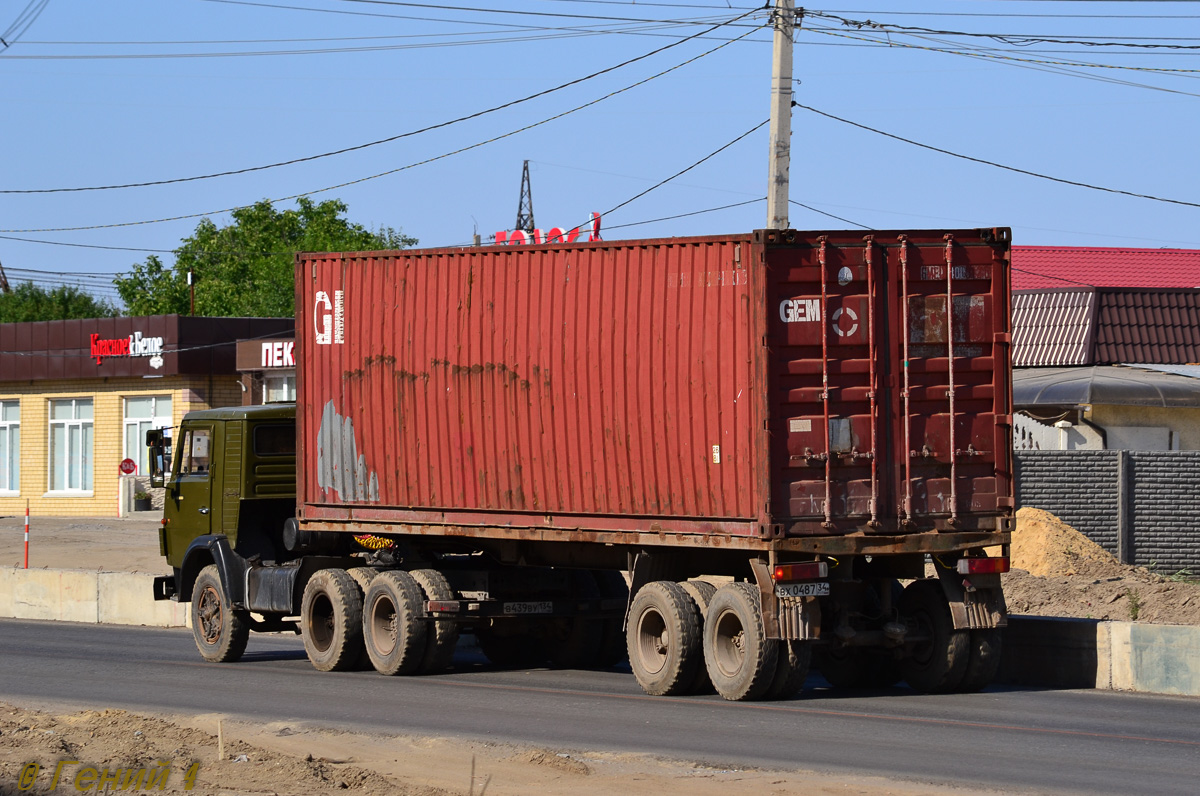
[1013,365,1200,408]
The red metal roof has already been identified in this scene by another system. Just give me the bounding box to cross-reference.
[1012,246,1200,291]
[1012,287,1200,366]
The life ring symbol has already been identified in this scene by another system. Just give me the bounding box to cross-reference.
[832,307,859,337]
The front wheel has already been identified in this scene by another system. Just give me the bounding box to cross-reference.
[190,564,250,663]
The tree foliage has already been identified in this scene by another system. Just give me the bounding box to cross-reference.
[0,282,118,323]
[115,198,416,317]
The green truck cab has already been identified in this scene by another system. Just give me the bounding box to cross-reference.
[148,404,310,660]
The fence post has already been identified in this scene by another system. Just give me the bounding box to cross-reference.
[1116,450,1131,565]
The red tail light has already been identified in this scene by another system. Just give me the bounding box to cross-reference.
[772,561,829,582]
[957,557,1009,575]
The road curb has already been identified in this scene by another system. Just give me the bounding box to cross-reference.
[1,567,188,628]
[3,567,1198,696]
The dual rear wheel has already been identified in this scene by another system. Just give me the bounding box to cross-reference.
[627,580,812,702]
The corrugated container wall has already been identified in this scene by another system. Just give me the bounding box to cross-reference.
[297,229,1012,540]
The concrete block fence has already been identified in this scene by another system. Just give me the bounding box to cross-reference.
[1015,450,1200,572]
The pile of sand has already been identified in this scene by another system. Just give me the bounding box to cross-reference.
[1003,507,1200,625]
[1010,507,1123,579]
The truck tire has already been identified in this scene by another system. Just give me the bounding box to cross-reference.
[764,640,813,701]
[898,579,968,694]
[547,571,604,669]
[191,564,250,663]
[627,580,703,696]
[958,628,1003,693]
[678,580,717,694]
[593,570,629,668]
[704,582,778,702]
[409,569,460,675]
[362,571,429,676]
[301,569,365,672]
[346,566,378,594]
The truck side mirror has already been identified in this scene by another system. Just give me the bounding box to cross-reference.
[146,428,167,489]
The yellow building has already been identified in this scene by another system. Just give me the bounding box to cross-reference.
[0,315,291,517]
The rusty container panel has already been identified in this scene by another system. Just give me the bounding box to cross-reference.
[765,229,1013,535]
[297,236,761,523]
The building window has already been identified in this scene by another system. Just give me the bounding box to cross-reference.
[264,373,296,403]
[124,396,172,475]
[49,398,93,493]
[0,401,18,493]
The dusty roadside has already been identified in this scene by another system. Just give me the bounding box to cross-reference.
[0,701,1003,796]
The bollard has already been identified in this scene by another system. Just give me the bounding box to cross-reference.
[24,501,29,569]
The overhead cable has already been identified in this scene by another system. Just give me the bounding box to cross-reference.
[0,24,760,233]
[795,103,1200,211]
[1,7,761,195]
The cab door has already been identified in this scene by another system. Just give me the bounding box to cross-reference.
[165,424,215,561]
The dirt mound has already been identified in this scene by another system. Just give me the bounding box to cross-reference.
[1003,507,1200,625]
[1011,507,1122,579]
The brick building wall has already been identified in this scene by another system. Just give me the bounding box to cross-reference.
[0,375,242,517]
[1015,450,1200,573]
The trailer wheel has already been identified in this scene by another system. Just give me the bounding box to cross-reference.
[764,640,813,701]
[409,569,460,675]
[704,582,778,701]
[191,564,250,663]
[957,628,1003,693]
[678,580,717,694]
[301,569,365,672]
[627,581,703,696]
[899,579,968,694]
[593,570,629,668]
[362,571,428,676]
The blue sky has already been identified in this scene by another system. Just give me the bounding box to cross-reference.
[1,0,1198,306]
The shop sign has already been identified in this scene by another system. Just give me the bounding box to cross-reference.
[261,340,295,368]
[90,331,165,367]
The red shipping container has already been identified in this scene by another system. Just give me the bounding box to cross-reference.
[296,228,1012,546]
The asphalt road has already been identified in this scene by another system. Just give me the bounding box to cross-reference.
[3,619,1198,795]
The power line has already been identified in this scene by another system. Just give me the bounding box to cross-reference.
[789,200,869,229]
[601,197,765,232]
[795,103,1200,211]
[1,24,759,233]
[1,8,760,195]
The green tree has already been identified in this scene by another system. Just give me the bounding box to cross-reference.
[0,282,118,323]
[115,198,416,317]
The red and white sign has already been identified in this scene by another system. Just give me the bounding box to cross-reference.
[119,458,137,475]
[495,212,602,246]
[261,340,296,368]
[90,331,165,366]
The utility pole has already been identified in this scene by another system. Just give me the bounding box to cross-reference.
[515,160,535,233]
[766,0,796,231]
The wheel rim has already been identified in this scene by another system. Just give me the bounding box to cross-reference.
[307,593,335,652]
[907,608,937,668]
[713,607,747,678]
[369,594,398,656]
[197,585,222,644]
[634,607,668,676]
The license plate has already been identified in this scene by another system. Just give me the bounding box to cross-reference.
[503,601,553,615]
[774,582,830,598]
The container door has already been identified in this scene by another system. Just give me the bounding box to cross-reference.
[767,230,1011,535]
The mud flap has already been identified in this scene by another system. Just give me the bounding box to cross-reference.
[749,559,821,641]
[934,567,1007,630]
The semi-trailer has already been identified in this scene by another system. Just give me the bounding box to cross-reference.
[151,227,1014,700]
